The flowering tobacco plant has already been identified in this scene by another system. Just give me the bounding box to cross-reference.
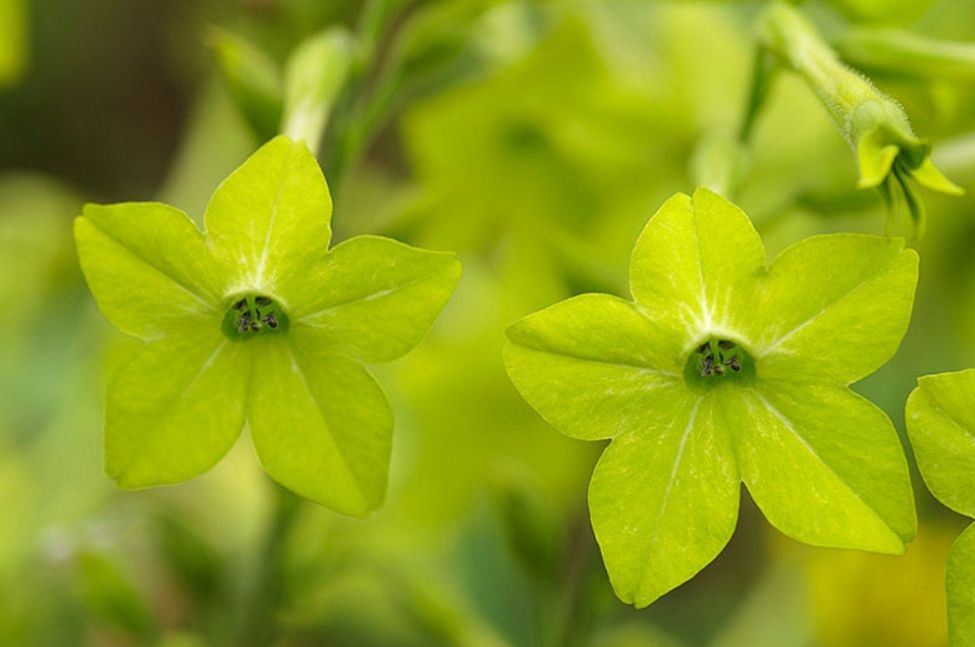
[74,136,461,516]
[504,188,918,606]
[907,370,975,646]
[762,2,962,232]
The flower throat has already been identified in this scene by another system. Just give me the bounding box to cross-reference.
[222,294,289,341]
[684,337,755,388]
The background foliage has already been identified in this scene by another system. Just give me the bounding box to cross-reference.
[2,0,975,645]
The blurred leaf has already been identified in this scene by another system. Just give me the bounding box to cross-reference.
[157,514,225,603]
[208,26,284,141]
[283,27,354,147]
[490,464,564,585]
[0,0,26,86]
[76,550,155,639]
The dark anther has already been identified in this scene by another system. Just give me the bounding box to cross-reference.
[726,356,741,372]
[718,340,735,350]
[234,298,247,310]
[700,356,713,376]
[263,314,278,329]
[255,296,272,307]
[698,342,710,354]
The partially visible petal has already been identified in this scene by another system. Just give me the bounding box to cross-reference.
[589,389,739,607]
[756,234,917,384]
[906,369,975,518]
[736,382,915,553]
[247,337,391,517]
[290,235,460,364]
[105,330,251,487]
[75,203,222,340]
[504,293,685,441]
[948,524,975,646]
[856,128,899,189]
[912,156,965,196]
[629,188,765,346]
[203,136,332,300]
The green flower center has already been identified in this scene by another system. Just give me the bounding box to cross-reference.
[684,338,755,388]
[222,294,289,341]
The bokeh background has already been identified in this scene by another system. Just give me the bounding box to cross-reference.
[3,0,975,645]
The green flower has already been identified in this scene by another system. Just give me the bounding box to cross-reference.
[504,188,918,606]
[906,369,975,646]
[74,136,461,516]
[763,2,962,232]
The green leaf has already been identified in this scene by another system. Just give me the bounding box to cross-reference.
[75,202,222,340]
[208,26,284,141]
[203,135,332,302]
[589,388,739,607]
[948,524,975,646]
[755,235,918,385]
[105,331,251,488]
[505,188,918,607]
[289,235,461,364]
[247,336,392,516]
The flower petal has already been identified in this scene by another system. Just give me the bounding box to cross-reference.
[203,136,332,300]
[912,156,965,196]
[628,188,765,347]
[290,235,461,364]
[756,234,918,384]
[589,388,738,607]
[75,203,222,340]
[856,127,900,189]
[906,369,975,518]
[247,337,392,517]
[105,330,251,488]
[737,382,915,553]
[504,293,684,441]
[948,523,975,646]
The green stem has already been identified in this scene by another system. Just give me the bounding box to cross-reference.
[237,482,302,647]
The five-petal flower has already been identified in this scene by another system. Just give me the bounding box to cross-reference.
[74,136,461,516]
[504,187,918,606]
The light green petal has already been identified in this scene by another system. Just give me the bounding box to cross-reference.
[737,382,914,553]
[948,523,975,647]
[203,136,332,302]
[105,331,251,487]
[629,188,765,348]
[75,203,222,340]
[589,389,739,607]
[912,157,965,196]
[289,235,461,364]
[247,337,392,516]
[504,293,684,441]
[856,128,899,189]
[906,369,975,517]
[756,235,917,384]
